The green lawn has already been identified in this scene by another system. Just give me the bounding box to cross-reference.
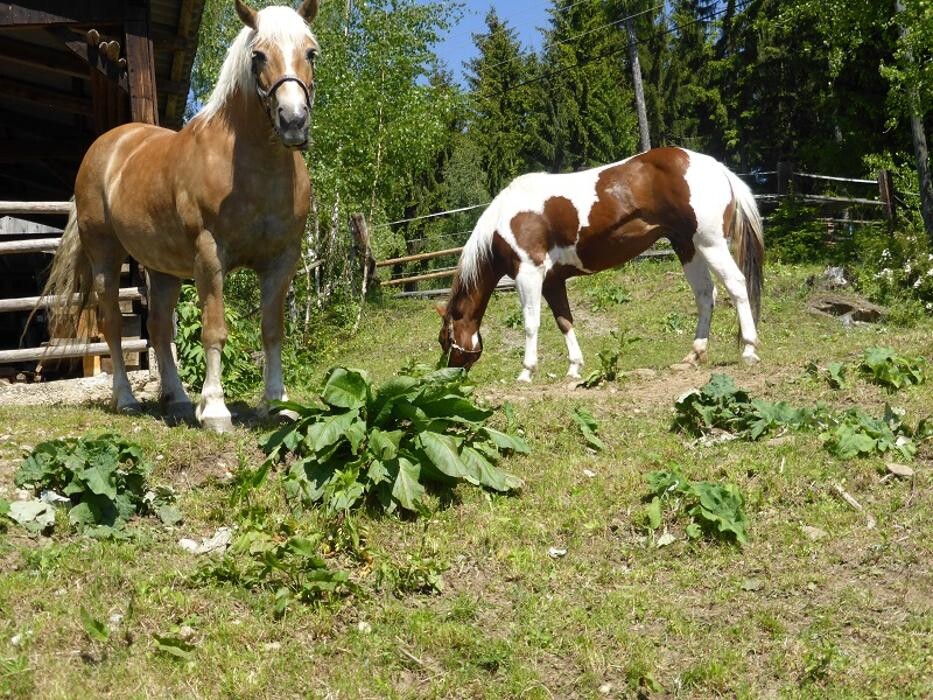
[1,260,930,699]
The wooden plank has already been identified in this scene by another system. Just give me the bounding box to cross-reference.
[0,1,124,27]
[0,201,72,215]
[0,287,144,314]
[376,246,463,268]
[0,339,148,365]
[0,216,63,236]
[796,172,877,185]
[0,75,93,116]
[382,269,457,287]
[0,35,88,78]
[0,238,60,254]
[125,1,159,125]
[0,139,89,163]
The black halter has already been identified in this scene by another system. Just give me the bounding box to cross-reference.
[255,74,314,147]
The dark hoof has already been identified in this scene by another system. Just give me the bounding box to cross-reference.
[164,400,196,426]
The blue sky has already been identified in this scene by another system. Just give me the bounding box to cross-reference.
[427,1,550,84]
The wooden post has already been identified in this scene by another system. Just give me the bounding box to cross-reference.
[877,169,896,231]
[349,213,375,333]
[124,0,158,125]
[777,162,794,195]
[624,16,650,152]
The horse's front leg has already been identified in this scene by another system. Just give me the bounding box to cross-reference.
[193,234,233,433]
[257,254,298,419]
[515,262,545,383]
[543,279,584,379]
[146,270,193,423]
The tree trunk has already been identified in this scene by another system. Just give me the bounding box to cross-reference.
[624,16,651,152]
[896,1,933,237]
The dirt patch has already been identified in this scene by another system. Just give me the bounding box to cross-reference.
[479,363,789,411]
[0,370,159,407]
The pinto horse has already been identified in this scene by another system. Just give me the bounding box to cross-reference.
[438,147,764,381]
[38,0,319,431]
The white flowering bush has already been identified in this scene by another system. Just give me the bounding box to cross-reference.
[855,229,933,317]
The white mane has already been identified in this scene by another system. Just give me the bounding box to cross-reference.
[195,6,315,121]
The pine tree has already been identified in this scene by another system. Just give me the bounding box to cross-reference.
[465,11,537,195]
[529,0,639,172]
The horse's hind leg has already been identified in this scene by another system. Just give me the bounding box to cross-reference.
[257,253,299,418]
[193,233,233,433]
[695,235,760,365]
[85,239,140,413]
[680,254,716,366]
[543,279,584,379]
[146,270,193,423]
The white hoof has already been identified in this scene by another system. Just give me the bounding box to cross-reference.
[742,349,761,366]
[567,364,582,380]
[196,398,234,433]
[517,369,534,383]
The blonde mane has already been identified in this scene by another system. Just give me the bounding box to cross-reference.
[195,6,315,122]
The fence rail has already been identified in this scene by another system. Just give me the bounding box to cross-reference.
[0,339,148,364]
[0,201,73,215]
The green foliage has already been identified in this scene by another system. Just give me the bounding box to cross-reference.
[571,407,606,452]
[673,374,819,440]
[13,435,160,538]
[858,346,927,391]
[820,405,918,461]
[642,468,749,545]
[579,330,639,388]
[763,196,829,264]
[175,284,262,398]
[261,365,526,515]
[807,360,848,389]
[852,225,933,317]
[194,518,358,618]
[584,278,632,311]
[376,531,447,596]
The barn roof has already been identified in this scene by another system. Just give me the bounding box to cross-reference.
[0,0,207,203]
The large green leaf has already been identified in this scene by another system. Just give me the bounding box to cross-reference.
[79,465,117,500]
[321,368,370,410]
[481,427,530,454]
[392,457,426,512]
[306,410,359,455]
[417,432,472,482]
[460,446,520,492]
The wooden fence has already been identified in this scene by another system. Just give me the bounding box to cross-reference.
[371,165,897,293]
[0,200,148,379]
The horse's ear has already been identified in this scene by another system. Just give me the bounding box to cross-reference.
[234,0,257,28]
[434,303,446,318]
[297,0,319,22]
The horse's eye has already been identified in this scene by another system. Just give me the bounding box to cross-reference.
[251,50,266,65]
[306,48,318,63]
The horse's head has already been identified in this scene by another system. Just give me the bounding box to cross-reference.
[235,0,320,149]
[436,303,483,370]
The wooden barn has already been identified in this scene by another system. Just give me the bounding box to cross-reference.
[0,0,205,382]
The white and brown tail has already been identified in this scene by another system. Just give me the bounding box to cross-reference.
[26,202,96,343]
[722,167,764,324]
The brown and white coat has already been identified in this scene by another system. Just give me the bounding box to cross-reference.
[439,147,764,381]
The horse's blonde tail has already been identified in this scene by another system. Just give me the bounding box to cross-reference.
[25,202,95,344]
[723,168,764,325]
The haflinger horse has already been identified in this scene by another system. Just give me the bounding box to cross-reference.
[437,147,764,382]
[38,0,319,432]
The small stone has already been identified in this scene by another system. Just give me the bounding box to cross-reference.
[10,633,24,646]
[109,613,123,625]
[178,625,195,640]
[741,578,763,592]
[656,532,676,548]
[583,469,597,479]
[156,454,164,461]
[801,525,828,541]
[263,641,282,651]
[547,547,567,559]
[599,683,613,695]
[885,462,914,478]
[357,621,372,634]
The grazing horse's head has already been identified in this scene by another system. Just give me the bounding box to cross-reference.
[234,0,320,149]
[436,303,483,370]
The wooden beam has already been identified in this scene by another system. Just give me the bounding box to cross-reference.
[46,27,129,93]
[0,238,60,255]
[0,2,124,28]
[0,288,144,314]
[125,1,159,125]
[0,340,148,364]
[0,201,73,215]
[0,139,89,163]
[376,247,463,268]
[0,35,87,79]
[0,76,93,116]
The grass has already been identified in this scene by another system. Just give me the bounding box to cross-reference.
[1,260,931,698]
